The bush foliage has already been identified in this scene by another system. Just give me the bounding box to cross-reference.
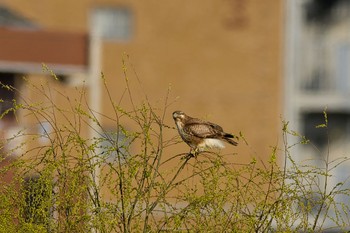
[0,64,349,232]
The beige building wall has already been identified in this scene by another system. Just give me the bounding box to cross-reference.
[2,0,283,165]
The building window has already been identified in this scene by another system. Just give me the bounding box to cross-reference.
[0,72,17,120]
[302,68,329,92]
[304,0,346,24]
[302,112,350,151]
[301,111,350,217]
[335,43,350,94]
[0,73,24,157]
[90,7,133,41]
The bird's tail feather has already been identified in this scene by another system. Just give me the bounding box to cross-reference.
[224,133,234,138]
[224,134,238,146]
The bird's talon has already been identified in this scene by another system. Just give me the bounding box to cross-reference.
[181,151,196,160]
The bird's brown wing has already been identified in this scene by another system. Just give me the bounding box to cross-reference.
[184,122,223,139]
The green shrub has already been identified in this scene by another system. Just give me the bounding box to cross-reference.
[0,63,349,232]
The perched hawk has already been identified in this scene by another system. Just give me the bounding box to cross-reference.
[172,111,237,153]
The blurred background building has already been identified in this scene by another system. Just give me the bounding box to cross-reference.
[285,0,350,227]
[286,0,350,171]
[0,0,282,162]
[286,0,350,158]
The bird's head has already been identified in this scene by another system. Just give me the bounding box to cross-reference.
[172,111,186,122]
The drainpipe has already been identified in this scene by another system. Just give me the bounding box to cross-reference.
[88,26,103,233]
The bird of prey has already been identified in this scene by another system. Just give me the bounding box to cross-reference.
[172,111,237,155]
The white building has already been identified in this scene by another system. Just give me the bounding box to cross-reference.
[285,0,350,229]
